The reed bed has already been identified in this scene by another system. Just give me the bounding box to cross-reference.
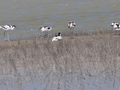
[0,33,119,76]
[0,32,120,90]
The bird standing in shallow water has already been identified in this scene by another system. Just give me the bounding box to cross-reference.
[68,21,76,38]
[52,32,62,42]
[0,25,18,41]
[38,26,52,37]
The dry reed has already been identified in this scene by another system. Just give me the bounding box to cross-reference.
[0,33,120,89]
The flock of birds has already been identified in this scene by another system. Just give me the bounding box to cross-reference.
[0,21,76,41]
[0,21,119,41]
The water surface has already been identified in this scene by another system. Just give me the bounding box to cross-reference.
[0,0,120,40]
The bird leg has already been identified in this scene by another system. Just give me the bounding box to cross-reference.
[47,31,50,37]
[72,28,74,34]
[3,31,6,37]
[3,31,6,41]
[115,30,118,35]
[44,31,48,37]
[69,28,74,39]
[7,33,10,41]
[3,31,10,41]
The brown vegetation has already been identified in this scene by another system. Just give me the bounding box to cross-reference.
[0,33,120,75]
[0,32,120,89]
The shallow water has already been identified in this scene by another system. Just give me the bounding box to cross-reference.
[0,0,120,89]
[0,0,120,40]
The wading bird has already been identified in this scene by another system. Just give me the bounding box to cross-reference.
[68,21,76,38]
[0,24,18,41]
[57,32,62,40]
[52,32,62,42]
[68,21,76,31]
[111,22,120,30]
[111,22,120,35]
[38,26,52,37]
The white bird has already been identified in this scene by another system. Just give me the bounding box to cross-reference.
[68,21,76,39]
[38,26,52,37]
[52,35,59,42]
[0,25,18,39]
[52,32,62,42]
[57,32,62,40]
[38,26,52,32]
[111,22,120,30]
[68,21,76,30]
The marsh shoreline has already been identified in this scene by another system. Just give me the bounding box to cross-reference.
[0,33,120,90]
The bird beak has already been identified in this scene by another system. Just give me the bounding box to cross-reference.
[38,29,40,31]
[16,27,19,30]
